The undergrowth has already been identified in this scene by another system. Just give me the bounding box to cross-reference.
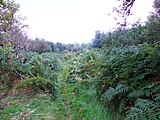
[0,51,116,120]
[1,43,160,120]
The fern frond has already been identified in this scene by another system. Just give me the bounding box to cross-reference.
[151,82,160,93]
[102,87,115,101]
[16,76,56,96]
[128,90,151,98]
[127,99,160,120]
[126,107,144,120]
[115,84,130,94]
[135,99,153,111]
[155,94,160,101]
[118,98,126,113]
[102,84,129,101]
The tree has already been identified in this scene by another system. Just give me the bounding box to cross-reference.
[141,0,160,44]
[0,0,20,43]
[113,0,136,26]
[55,42,66,52]
[28,38,52,53]
[113,0,160,44]
[0,0,30,58]
[121,0,135,16]
[92,31,105,48]
[48,42,59,52]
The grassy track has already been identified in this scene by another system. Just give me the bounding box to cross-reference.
[0,52,118,120]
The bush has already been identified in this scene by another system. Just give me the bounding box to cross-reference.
[0,44,15,89]
[94,44,160,119]
[16,76,56,97]
[0,47,61,98]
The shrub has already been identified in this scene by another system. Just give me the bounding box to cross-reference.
[16,76,56,97]
[95,44,160,119]
[0,47,61,98]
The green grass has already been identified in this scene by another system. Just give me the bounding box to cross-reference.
[59,81,119,120]
[0,82,122,120]
[0,94,68,120]
[0,104,22,119]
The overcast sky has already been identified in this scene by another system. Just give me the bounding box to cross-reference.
[15,0,154,44]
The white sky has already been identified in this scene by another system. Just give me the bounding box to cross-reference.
[15,0,154,44]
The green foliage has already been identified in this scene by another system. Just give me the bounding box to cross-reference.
[1,1,160,119]
[126,95,160,120]
[90,44,160,119]
[24,53,59,79]
[92,31,105,48]
[143,14,160,44]
[102,84,130,101]
[0,44,14,89]
[15,52,61,96]
[12,52,61,80]
[16,76,56,96]
[75,42,160,119]
[0,43,12,68]
[103,25,146,47]
[0,48,61,98]
[64,82,117,120]
[77,49,103,80]
[0,104,22,119]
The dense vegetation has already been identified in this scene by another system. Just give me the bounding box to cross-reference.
[1,0,160,120]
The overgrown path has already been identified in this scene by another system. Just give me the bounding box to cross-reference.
[55,52,114,120]
[0,52,114,120]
